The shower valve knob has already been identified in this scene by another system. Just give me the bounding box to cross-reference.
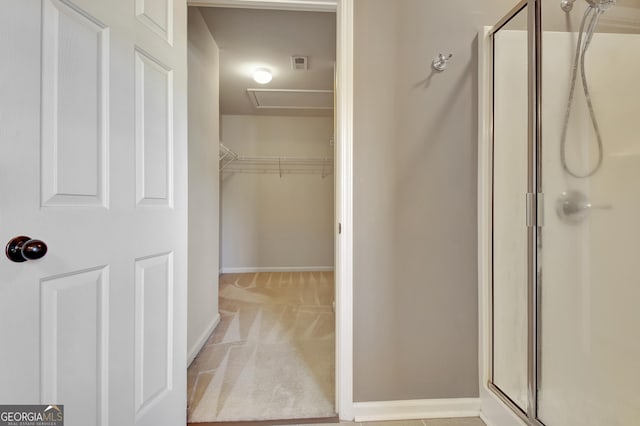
[556,190,612,224]
[584,202,612,210]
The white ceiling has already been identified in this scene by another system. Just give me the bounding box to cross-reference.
[198,7,336,116]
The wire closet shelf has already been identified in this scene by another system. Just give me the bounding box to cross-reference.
[219,143,334,178]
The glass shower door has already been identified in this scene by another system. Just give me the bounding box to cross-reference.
[491,4,529,414]
[538,1,640,424]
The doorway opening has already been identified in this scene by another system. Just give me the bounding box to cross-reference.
[186,3,343,423]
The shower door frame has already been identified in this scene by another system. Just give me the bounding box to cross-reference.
[481,0,545,425]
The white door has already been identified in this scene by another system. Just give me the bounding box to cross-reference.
[0,1,187,426]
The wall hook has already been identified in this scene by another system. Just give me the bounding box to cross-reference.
[432,53,453,72]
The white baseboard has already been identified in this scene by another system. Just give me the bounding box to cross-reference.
[220,266,335,273]
[353,398,481,422]
[187,313,220,367]
[480,412,493,426]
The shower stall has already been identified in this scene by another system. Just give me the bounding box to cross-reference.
[479,0,640,425]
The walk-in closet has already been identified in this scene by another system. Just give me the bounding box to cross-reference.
[187,5,337,423]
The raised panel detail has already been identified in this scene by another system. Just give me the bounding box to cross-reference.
[134,253,174,418]
[135,49,174,207]
[41,0,109,207]
[135,0,173,45]
[41,266,109,426]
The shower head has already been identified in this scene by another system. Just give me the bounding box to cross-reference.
[561,0,615,12]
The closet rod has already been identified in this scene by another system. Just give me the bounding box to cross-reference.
[223,156,334,178]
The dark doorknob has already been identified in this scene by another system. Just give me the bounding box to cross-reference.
[5,236,48,263]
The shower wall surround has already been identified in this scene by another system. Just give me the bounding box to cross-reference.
[538,30,640,426]
[487,19,640,426]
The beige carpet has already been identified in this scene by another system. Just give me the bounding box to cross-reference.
[187,271,335,422]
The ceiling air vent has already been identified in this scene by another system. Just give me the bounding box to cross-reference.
[291,55,308,71]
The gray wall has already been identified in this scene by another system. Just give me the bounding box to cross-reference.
[187,7,220,361]
[353,0,514,402]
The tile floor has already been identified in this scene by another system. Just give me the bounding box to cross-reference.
[304,420,485,426]
[316,420,485,426]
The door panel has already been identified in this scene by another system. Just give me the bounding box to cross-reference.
[41,0,109,207]
[41,266,109,426]
[0,1,186,425]
[134,253,174,420]
[134,49,173,206]
[135,0,174,44]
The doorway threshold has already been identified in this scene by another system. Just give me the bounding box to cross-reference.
[188,415,340,426]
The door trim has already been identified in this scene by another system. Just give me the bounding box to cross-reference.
[334,0,354,419]
[185,0,354,420]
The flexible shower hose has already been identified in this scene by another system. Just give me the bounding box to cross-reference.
[560,5,605,178]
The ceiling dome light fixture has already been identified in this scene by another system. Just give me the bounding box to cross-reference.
[253,68,272,84]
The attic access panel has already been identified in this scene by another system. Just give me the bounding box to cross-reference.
[247,88,334,110]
